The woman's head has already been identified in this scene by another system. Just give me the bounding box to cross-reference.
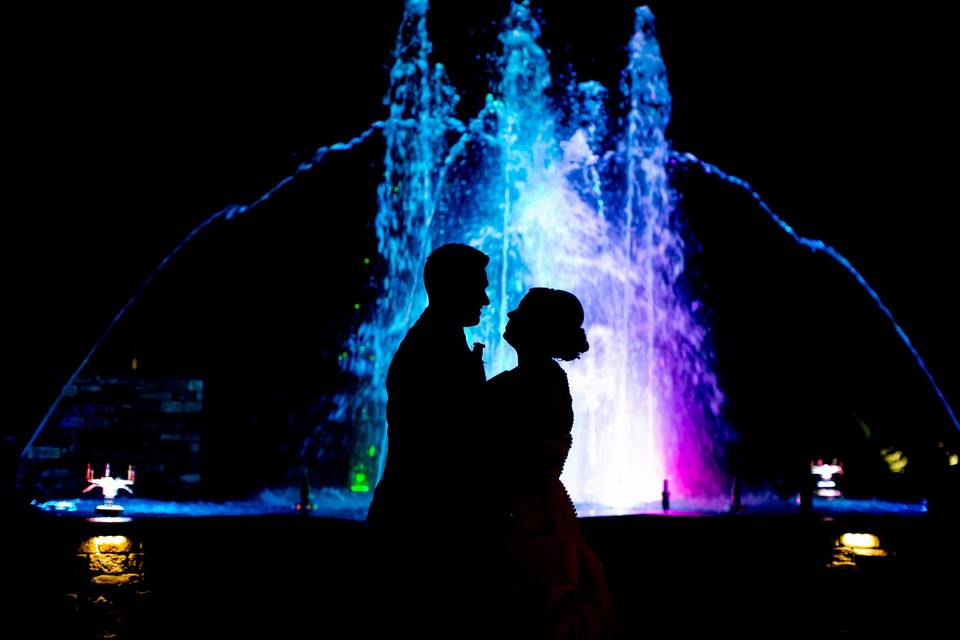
[503,288,589,361]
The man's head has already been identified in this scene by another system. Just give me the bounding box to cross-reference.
[424,243,490,326]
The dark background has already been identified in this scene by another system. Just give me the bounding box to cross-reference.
[6,3,957,499]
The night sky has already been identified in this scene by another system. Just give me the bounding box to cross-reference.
[7,3,957,496]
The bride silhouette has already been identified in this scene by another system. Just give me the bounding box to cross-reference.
[487,288,616,638]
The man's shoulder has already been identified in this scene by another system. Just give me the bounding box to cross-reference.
[389,319,467,380]
[400,313,467,354]
[394,321,448,360]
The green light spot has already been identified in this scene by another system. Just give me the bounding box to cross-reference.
[341,351,348,359]
[354,303,361,310]
[392,185,400,193]
[368,446,376,457]
[355,473,366,483]
[363,257,370,265]
[350,484,370,493]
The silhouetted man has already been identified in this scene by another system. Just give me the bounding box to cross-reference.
[366,243,492,634]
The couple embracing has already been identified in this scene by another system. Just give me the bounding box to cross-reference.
[367,243,615,639]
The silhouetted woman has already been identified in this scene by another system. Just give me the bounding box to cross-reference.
[487,288,615,639]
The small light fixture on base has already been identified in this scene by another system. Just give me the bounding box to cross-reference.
[83,463,135,514]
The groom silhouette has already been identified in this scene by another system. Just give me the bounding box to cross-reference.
[367,243,493,634]
[368,243,490,528]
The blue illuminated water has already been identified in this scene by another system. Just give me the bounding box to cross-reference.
[31,491,926,520]
[338,2,731,506]
[32,488,372,520]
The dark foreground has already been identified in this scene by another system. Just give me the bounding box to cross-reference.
[5,500,958,638]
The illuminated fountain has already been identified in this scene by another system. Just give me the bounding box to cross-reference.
[337,1,731,509]
[17,2,956,517]
[336,1,958,512]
